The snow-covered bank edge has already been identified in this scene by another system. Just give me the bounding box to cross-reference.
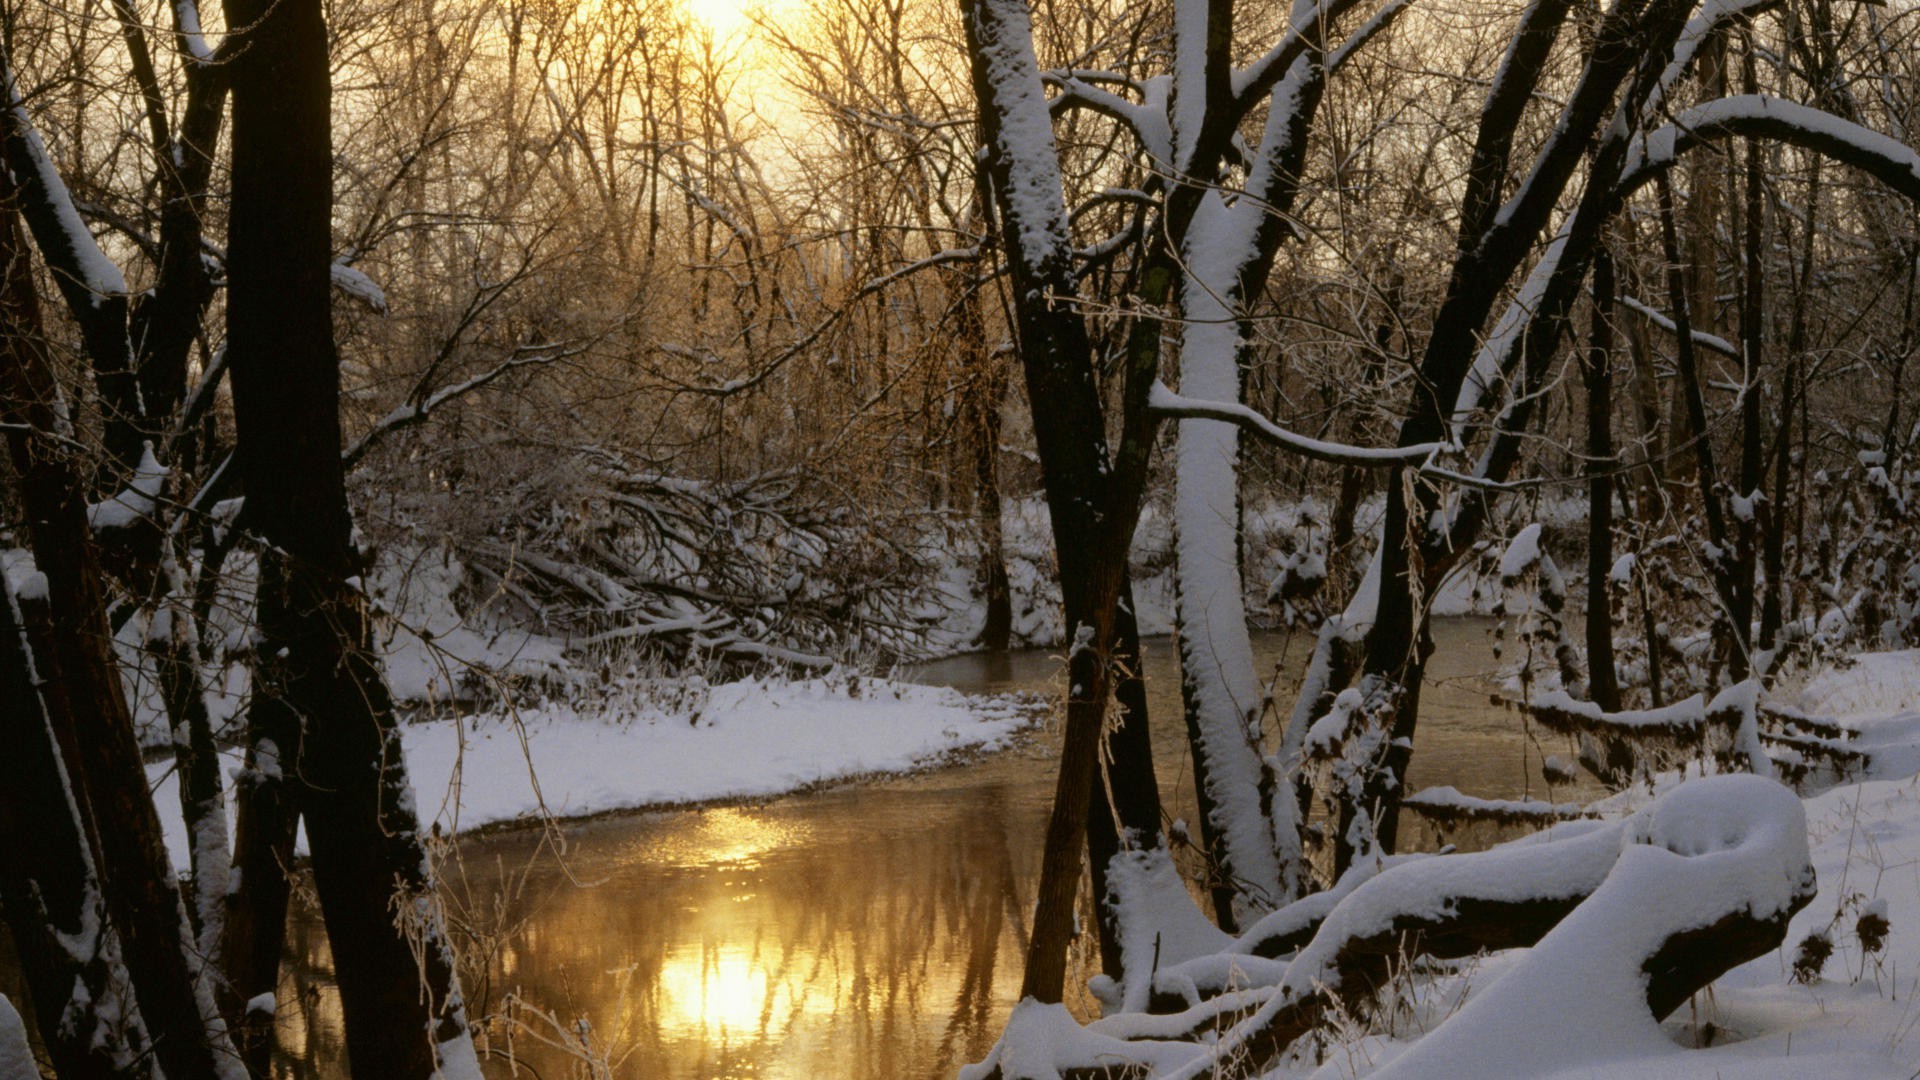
[954,650,1920,1079]
[148,674,1046,870]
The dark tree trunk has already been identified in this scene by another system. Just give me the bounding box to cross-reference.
[1656,173,1744,679]
[1584,250,1622,712]
[0,563,156,1080]
[217,694,303,1079]
[0,193,229,1080]
[1086,588,1166,978]
[222,0,476,1071]
[958,270,1013,652]
[962,0,1163,1002]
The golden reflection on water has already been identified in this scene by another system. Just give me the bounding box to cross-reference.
[657,943,773,1037]
[635,806,807,870]
[0,623,1572,1078]
[265,781,1035,1080]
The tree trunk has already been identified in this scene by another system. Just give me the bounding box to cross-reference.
[0,186,234,1080]
[0,561,157,1080]
[1584,250,1622,712]
[1085,588,1166,979]
[222,0,480,1071]
[962,0,1161,1002]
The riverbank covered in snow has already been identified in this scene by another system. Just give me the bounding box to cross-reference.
[1292,651,1920,1078]
[148,674,1043,870]
[948,649,1920,1080]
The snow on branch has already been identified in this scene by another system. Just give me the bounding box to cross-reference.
[171,0,215,63]
[1402,785,1597,826]
[1041,71,1157,147]
[1230,0,1366,109]
[1618,294,1740,359]
[1328,0,1414,73]
[0,64,127,304]
[331,261,388,313]
[1147,381,1445,465]
[341,342,588,469]
[1528,688,1719,739]
[1623,95,1920,206]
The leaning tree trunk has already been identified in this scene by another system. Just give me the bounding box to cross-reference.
[0,185,235,1080]
[221,0,481,1072]
[962,0,1164,1003]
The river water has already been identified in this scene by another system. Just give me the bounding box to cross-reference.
[2,621,1595,1078]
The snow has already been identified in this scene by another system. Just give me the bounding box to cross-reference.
[173,0,214,63]
[1629,95,1920,193]
[1170,0,1210,167]
[148,674,1041,866]
[1099,844,1235,1012]
[0,995,33,1080]
[329,261,388,313]
[86,445,167,531]
[369,546,569,703]
[960,999,1194,1080]
[0,548,45,602]
[971,0,1074,276]
[1618,294,1739,358]
[4,74,127,301]
[1151,381,1445,465]
[1792,649,1920,718]
[1496,522,1544,580]
[1365,776,1812,1080]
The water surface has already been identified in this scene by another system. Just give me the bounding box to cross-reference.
[4,621,1594,1078]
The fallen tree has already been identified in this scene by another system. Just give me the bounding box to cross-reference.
[963,774,1817,1079]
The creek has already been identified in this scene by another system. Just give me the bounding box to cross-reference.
[1,619,1599,1078]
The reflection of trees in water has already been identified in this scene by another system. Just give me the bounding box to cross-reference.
[275,892,347,1079]
[935,784,1022,1073]
[262,782,1041,1079]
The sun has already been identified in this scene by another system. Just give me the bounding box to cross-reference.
[683,0,761,38]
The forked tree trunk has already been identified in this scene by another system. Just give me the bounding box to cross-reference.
[962,0,1163,1002]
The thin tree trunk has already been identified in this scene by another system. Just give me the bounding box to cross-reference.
[1584,249,1622,711]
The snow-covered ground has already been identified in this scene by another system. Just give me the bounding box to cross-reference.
[952,651,1920,1080]
[147,674,1041,870]
[1293,650,1920,1079]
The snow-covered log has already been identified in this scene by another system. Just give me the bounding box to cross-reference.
[963,776,1814,1080]
[1368,776,1814,1079]
[0,996,35,1080]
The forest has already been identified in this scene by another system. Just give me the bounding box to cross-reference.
[0,0,1917,1074]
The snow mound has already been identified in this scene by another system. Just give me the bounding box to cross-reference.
[1794,650,1920,719]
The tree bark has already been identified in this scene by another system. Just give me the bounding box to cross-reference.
[0,182,233,1080]
[1584,249,1623,711]
[222,0,479,1071]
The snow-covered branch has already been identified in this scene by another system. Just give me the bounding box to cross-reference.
[342,342,588,469]
[1618,294,1741,359]
[1623,95,1920,206]
[1148,381,1445,465]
